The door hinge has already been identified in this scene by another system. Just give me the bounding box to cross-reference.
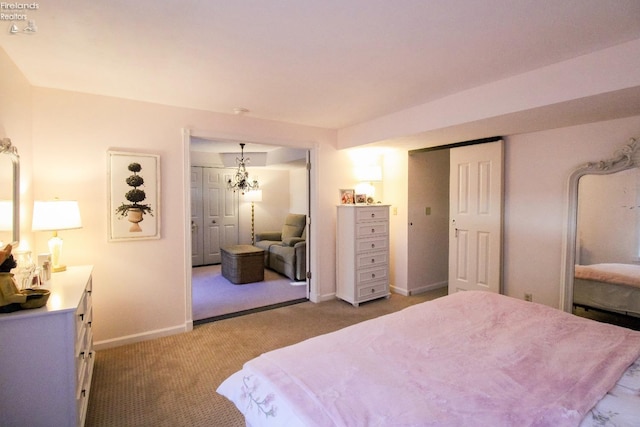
[306,271,312,279]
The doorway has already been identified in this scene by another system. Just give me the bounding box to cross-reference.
[407,137,503,296]
[189,137,310,321]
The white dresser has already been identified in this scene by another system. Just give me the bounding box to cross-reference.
[0,265,94,427]
[336,205,390,306]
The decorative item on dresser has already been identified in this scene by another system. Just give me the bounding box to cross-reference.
[336,204,391,306]
[0,265,94,427]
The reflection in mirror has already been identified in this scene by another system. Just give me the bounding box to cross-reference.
[562,137,640,330]
[0,138,19,247]
[577,169,640,265]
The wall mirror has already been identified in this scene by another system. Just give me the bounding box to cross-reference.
[0,138,20,246]
[561,137,640,321]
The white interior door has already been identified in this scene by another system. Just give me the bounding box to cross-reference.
[448,140,503,294]
[191,167,239,266]
[203,168,238,265]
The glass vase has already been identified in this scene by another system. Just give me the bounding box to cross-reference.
[13,250,36,290]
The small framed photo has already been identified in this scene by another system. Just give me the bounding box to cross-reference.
[339,189,355,205]
[355,194,367,204]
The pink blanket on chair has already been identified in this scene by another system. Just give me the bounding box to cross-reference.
[218,291,640,426]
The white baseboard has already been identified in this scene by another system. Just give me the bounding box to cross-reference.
[317,292,337,303]
[409,281,448,295]
[390,285,410,296]
[94,323,190,350]
[392,281,447,296]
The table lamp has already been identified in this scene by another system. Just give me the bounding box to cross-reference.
[32,200,82,272]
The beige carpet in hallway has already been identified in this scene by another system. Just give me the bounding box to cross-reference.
[86,288,447,427]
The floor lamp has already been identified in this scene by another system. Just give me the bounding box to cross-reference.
[244,190,262,245]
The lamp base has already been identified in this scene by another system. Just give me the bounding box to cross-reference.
[52,264,66,273]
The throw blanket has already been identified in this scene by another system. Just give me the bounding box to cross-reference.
[575,263,640,289]
[218,291,640,426]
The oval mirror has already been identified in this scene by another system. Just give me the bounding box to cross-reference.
[561,137,640,323]
[0,138,20,246]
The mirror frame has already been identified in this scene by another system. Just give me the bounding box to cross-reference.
[560,137,639,312]
[0,138,20,245]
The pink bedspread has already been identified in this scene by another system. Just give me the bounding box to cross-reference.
[575,263,640,288]
[221,291,640,426]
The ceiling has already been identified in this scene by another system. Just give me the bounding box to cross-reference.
[2,1,640,132]
[190,137,307,169]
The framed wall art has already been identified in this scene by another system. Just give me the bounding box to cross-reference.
[108,150,161,241]
[339,189,355,205]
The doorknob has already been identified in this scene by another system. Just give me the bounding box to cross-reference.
[212,220,216,224]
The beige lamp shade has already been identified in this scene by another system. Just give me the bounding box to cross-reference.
[32,200,82,231]
[354,165,382,182]
[243,189,263,203]
[32,200,82,273]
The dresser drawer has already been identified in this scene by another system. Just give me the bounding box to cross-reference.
[75,292,90,339]
[76,348,94,427]
[357,282,388,299]
[356,265,388,284]
[355,221,388,238]
[355,237,388,253]
[76,308,92,386]
[356,206,389,222]
[356,251,388,269]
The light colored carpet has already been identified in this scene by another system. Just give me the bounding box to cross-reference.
[86,288,447,427]
[192,264,307,321]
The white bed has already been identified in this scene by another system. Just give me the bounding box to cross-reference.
[574,263,640,317]
[218,291,640,427]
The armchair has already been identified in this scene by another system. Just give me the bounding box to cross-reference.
[255,213,306,281]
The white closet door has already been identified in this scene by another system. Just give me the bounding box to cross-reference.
[448,140,503,294]
[191,167,239,266]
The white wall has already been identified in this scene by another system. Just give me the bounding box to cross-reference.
[238,169,291,243]
[25,86,336,347]
[383,148,409,294]
[406,149,450,294]
[503,115,640,307]
[289,166,308,215]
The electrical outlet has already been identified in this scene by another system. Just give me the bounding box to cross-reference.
[393,207,398,216]
[524,293,533,302]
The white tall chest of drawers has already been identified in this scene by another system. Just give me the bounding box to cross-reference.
[0,265,94,427]
[336,205,391,306]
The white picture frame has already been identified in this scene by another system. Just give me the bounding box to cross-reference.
[108,150,161,241]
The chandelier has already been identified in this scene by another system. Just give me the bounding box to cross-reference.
[227,143,259,194]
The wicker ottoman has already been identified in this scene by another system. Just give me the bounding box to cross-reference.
[221,245,265,284]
